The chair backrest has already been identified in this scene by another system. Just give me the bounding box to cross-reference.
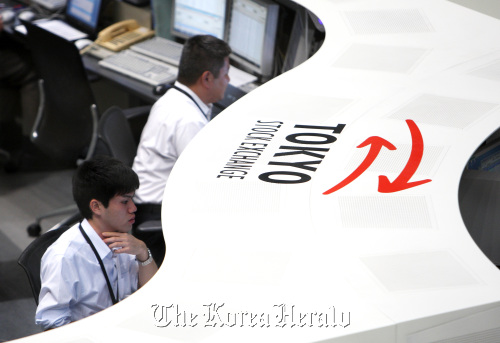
[18,225,71,305]
[23,21,98,164]
[95,106,138,167]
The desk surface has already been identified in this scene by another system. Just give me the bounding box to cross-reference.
[16,0,500,342]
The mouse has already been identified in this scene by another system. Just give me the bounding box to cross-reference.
[1,9,15,23]
[74,38,93,50]
[17,10,36,22]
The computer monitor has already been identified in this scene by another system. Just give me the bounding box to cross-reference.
[170,0,228,40]
[65,0,103,37]
[281,8,325,74]
[227,0,279,80]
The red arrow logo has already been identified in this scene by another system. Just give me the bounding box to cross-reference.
[378,119,431,193]
[323,119,432,195]
[323,136,396,195]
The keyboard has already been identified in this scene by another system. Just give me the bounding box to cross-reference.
[98,50,178,86]
[130,36,183,66]
[32,0,66,11]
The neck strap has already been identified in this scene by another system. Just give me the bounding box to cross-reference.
[79,223,118,305]
[171,85,206,118]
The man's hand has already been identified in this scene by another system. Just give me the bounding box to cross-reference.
[102,232,149,261]
[102,231,159,287]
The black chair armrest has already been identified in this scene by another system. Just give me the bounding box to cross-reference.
[122,105,152,120]
[136,220,162,233]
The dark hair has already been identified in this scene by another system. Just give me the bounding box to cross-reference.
[72,155,139,219]
[177,35,232,85]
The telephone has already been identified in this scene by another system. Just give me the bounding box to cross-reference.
[95,19,154,52]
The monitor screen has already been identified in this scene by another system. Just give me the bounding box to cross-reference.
[65,0,102,36]
[227,0,279,79]
[171,0,227,40]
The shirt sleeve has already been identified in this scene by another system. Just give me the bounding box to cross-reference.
[35,252,78,330]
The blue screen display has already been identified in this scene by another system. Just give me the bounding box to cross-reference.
[66,0,102,32]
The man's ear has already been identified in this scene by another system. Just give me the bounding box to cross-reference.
[89,199,102,216]
[201,71,212,87]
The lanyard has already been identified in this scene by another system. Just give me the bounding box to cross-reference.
[79,223,118,305]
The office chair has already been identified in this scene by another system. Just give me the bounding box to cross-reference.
[94,105,140,167]
[95,106,162,233]
[21,21,97,236]
[17,225,71,305]
[22,23,151,236]
[23,21,99,164]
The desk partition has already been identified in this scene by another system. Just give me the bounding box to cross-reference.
[18,0,500,342]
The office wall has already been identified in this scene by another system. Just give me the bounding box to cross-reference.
[113,1,152,28]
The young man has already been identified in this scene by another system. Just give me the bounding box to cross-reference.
[132,34,232,264]
[36,155,158,331]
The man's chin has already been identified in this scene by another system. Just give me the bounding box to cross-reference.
[116,225,133,233]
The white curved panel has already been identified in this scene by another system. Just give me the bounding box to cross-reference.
[18,0,500,342]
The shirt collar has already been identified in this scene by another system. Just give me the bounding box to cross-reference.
[174,81,212,120]
[80,219,112,259]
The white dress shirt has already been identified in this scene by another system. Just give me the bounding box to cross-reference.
[35,220,139,330]
[132,81,211,204]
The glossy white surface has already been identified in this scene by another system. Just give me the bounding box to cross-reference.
[17,0,500,342]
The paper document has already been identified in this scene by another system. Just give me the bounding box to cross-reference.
[229,65,257,87]
[35,19,88,41]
